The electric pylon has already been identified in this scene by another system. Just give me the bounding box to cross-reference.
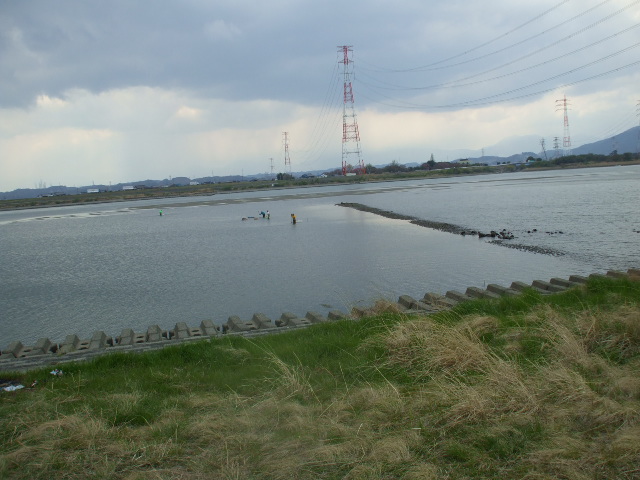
[283,132,291,173]
[540,138,548,161]
[636,100,640,154]
[555,95,572,156]
[338,45,365,175]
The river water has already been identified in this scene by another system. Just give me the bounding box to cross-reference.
[1,165,639,345]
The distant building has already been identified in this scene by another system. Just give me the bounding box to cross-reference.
[122,185,134,191]
[86,188,99,194]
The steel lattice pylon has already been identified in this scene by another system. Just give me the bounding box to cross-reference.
[283,131,291,173]
[338,46,365,175]
[556,95,572,156]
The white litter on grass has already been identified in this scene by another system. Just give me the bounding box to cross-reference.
[2,384,24,392]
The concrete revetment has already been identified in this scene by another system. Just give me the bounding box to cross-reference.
[1,268,638,372]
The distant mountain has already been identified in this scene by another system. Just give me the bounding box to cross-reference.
[483,134,543,157]
[571,126,639,156]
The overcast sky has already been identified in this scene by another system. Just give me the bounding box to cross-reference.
[1,0,639,191]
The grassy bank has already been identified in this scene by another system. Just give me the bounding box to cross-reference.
[1,275,640,479]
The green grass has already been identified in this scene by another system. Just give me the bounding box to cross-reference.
[1,276,640,479]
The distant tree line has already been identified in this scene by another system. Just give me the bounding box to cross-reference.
[525,151,639,168]
[363,158,469,173]
[321,157,482,177]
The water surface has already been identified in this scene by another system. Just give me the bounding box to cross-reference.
[1,165,638,345]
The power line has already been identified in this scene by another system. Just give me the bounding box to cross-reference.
[416,0,634,72]
[355,59,640,110]
[293,60,343,168]
[416,0,572,69]
[357,23,640,92]
[361,0,635,73]
[359,0,573,72]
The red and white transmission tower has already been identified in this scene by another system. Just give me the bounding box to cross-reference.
[283,131,291,173]
[338,45,365,175]
[555,95,572,156]
[636,100,640,154]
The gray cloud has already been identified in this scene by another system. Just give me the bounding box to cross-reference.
[1,0,639,191]
[3,0,638,108]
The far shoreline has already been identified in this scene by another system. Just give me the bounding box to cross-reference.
[2,159,639,213]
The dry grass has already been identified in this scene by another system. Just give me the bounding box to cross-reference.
[375,302,640,479]
[382,313,501,379]
[2,291,640,479]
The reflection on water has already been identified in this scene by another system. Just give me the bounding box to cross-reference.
[1,165,639,344]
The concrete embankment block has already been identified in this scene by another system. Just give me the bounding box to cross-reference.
[89,331,112,350]
[445,290,473,303]
[188,324,204,337]
[276,312,295,327]
[224,315,253,333]
[422,292,457,308]
[397,294,433,312]
[59,335,80,354]
[117,328,147,346]
[305,311,327,324]
[116,329,133,346]
[76,337,91,351]
[569,275,589,284]
[327,310,347,321]
[31,338,58,356]
[531,280,565,293]
[550,278,582,288]
[465,286,501,300]
[170,322,207,339]
[147,325,169,342]
[277,312,311,327]
[398,295,417,309]
[200,320,219,336]
[251,313,273,330]
[606,270,628,279]
[510,281,547,294]
[2,338,58,358]
[172,322,191,340]
[2,341,24,358]
[486,284,520,296]
[415,300,438,312]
